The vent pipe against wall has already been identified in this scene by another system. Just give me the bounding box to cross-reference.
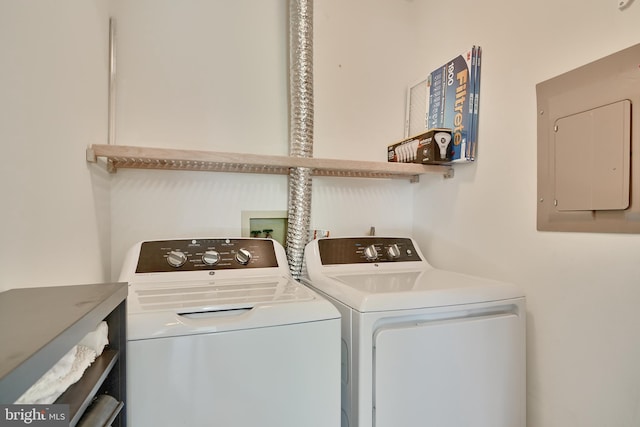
[286,0,314,279]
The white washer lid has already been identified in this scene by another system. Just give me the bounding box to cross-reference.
[305,267,524,312]
[127,276,339,340]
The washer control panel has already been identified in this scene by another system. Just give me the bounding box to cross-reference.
[135,238,279,273]
[317,237,422,265]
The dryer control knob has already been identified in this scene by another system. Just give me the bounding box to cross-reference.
[363,245,378,261]
[202,250,221,266]
[167,250,187,268]
[235,248,252,265]
[386,244,401,260]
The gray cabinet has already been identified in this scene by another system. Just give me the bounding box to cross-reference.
[0,283,127,427]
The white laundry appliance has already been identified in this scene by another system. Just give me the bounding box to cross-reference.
[119,237,340,427]
[302,237,526,427]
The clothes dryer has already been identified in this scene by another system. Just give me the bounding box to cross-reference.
[120,237,340,427]
[302,237,526,427]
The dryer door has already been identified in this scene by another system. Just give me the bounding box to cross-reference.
[373,312,524,427]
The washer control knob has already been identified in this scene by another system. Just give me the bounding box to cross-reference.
[167,250,187,268]
[235,248,252,265]
[202,250,221,266]
[363,244,378,261]
[387,244,401,260]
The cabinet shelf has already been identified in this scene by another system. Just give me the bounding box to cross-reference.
[0,283,127,427]
[56,348,120,427]
[86,144,453,182]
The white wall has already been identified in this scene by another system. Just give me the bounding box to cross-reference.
[408,1,640,426]
[313,0,415,160]
[109,0,415,275]
[4,0,638,425]
[0,0,111,291]
[111,0,289,155]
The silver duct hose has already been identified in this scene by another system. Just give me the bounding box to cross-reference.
[286,0,314,279]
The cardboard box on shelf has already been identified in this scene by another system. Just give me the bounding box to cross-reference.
[405,46,481,163]
[387,128,453,164]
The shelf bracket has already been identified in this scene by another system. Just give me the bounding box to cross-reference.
[86,146,97,163]
[106,159,117,174]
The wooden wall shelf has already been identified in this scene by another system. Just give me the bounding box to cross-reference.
[86,144,454,182]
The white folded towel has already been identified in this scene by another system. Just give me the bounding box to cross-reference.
[15,322,109,404]
[78,321,109,356]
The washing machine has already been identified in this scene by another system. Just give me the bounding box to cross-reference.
[119,237,340,427]
[302,237,526,427]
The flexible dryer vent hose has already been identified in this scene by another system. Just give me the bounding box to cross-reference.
[286,0,314,279]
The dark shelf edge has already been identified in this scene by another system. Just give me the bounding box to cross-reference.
[56,348,119,427]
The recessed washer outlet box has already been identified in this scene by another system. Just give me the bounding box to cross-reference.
[536,42,640,233]
[241,210,288,247]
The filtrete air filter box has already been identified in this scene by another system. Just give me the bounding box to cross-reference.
[404,46,481,162]
[387,128,453,164]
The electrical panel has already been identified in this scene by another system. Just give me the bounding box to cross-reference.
[537,43,640,233]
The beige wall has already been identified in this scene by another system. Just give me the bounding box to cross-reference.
[406,1,640,426]
[108,0,416,277]
[0,0,111,291]
[3,0,639,425]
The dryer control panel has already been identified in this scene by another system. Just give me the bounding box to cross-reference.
[135,238,279,273]
[317,237,422,265]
